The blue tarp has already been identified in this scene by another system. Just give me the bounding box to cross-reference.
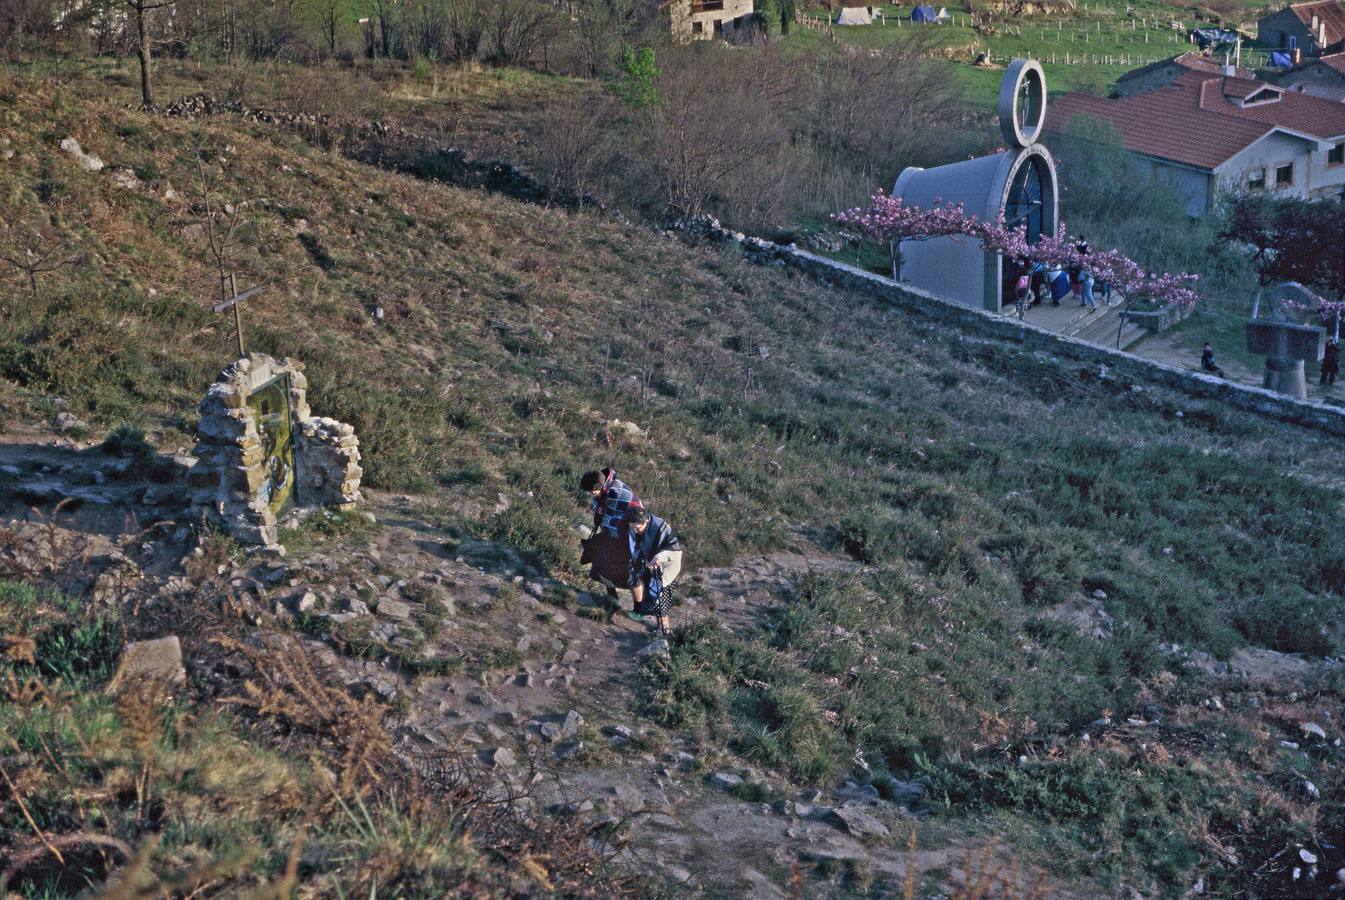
[1189,27,1238,49]
[911,5,937,22]
[1270,50,1293,67]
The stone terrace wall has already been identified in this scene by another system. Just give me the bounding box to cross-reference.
[687,221,1345,437]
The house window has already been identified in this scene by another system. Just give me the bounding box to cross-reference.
[1330,142,1345,166]
[1243,88,1281,105]
[713,18,723,32]
[692,20,703,33]
[1248,167,1266,190]
[1274,162,1294,187]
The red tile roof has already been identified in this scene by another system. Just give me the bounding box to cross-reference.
[1317,50,1345,72]
[1198,70,1345,131]
[1046,70,1345,169]
[1289,0,1345,46]
[1116,51,1254,82]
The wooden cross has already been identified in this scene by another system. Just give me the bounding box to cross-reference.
[212,273,262,357]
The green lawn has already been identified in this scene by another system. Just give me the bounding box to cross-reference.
[789,0,1278,105]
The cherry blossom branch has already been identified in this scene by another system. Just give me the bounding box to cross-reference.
[835,190,1200,308]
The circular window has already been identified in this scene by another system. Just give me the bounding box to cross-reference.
[998,59,1047,148]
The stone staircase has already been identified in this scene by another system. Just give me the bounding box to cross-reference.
[1062,302,1148,350]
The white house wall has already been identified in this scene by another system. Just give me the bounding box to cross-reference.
[1214,131,1345,202]
[1305,135,1345,198]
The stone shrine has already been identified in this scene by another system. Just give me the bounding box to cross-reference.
[893,59,1059,312]
[1246,282,1326,400]
[189,354,362,548]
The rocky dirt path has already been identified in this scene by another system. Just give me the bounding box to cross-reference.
[0,435,1114,896]
[316,511,1053,897]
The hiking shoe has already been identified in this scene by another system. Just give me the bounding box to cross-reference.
[628,612,645,622]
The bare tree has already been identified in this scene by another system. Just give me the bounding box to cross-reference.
[483,0,555,65]
[1,0,59,55]
[367,0,394,56]
[125,0,177,109]
[533,94,613,203]
[804,33,961,211]
[313,0,342,56]
[572,0,639,77]
[445,0,485,61]
[646,45,800,223]
[193,152,250,315]
[0,230,81,309]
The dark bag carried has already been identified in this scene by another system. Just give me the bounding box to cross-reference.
[581,531,632,586]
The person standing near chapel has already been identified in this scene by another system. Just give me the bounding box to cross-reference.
[1201,342,1222,376]
[1048,265,1070,306]
[1322,337,1340,386]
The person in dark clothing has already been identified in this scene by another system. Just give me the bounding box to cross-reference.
[625,507,683,637]
[1322,338,1341,385]
[1200,342,1223,376]
[1048,266,1071,306]
[1029,264,1048,308]
[578,468,644,601]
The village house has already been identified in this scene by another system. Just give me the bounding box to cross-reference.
[1256,0,1345,57]
[1111,52,1255,98]
[667,0,756,42]
[1265,51,1345,100]
[1046,70,1345,216]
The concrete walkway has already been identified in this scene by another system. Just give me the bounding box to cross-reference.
[998,295,1145,349]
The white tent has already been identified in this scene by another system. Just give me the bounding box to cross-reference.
[936,6,951,20]
[835,6,874,25]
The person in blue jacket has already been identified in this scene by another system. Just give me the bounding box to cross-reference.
[1048,265,1071,306]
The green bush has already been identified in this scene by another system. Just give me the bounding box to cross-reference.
[928,752,1244,889]
[991,530,1084,606]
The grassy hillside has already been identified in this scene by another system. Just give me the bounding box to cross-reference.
[2,60,1345,896]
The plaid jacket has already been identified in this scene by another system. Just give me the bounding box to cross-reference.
[593,468,642,538]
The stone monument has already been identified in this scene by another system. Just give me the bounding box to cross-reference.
[1246,282,1325,400]
[892,59,1059,312]
[189,354,362,548]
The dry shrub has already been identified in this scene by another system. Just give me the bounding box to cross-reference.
[802,32,965,215]
[642,43,800,227]
[214,634,392,796]
[275,63,386,120]
[899,829,1048,900]
[533,93,616,204]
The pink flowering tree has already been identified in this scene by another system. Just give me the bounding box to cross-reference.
[835,190,1200,308]
[1278,287,1345,339]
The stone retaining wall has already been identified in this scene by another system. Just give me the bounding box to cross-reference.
[1123,300,1195,334]
[680,219,1345,437]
